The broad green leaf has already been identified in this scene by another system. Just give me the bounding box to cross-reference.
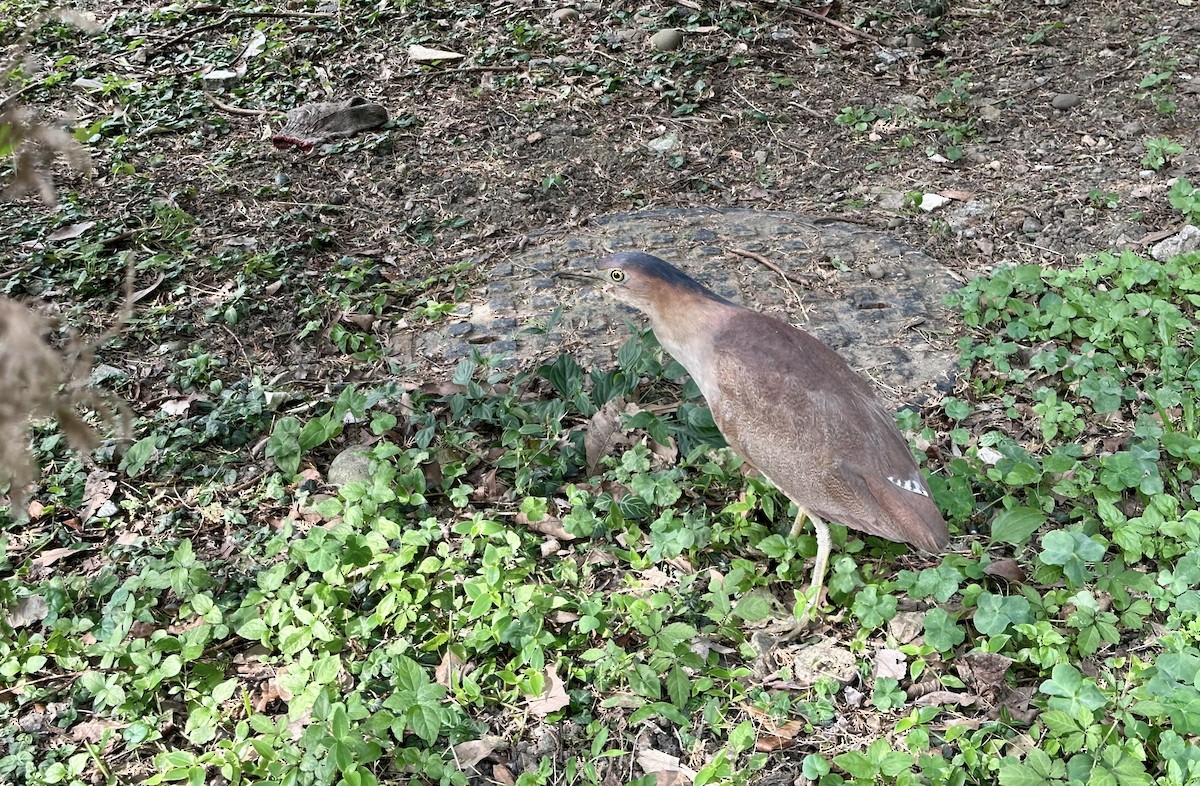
[991,507,1045,546]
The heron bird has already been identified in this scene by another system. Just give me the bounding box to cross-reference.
[561,252,949,625]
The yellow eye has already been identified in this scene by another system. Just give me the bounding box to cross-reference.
[608,269,626,283]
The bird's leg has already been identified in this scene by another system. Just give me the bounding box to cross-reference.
[791,508,831,628]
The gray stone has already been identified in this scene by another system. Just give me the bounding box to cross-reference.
[649,28,684,51]
[1151,224,1200,261]
[328,447,373,487]
[1051,93,1081,110]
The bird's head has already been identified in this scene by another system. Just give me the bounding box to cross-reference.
[558,252,731,315]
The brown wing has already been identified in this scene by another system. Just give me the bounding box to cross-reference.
[707,311,948,551]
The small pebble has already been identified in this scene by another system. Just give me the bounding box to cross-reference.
[867,264,885,279]
[650,28,684,51]
[1050,93,1081,110]
[1021,216,1044,235]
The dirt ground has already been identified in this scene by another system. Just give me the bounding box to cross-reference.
[4,0,1200,781]
[93,0,1197,386]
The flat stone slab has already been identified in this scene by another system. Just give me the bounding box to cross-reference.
[417,207,961,403]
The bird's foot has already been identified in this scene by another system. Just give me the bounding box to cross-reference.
[771,585,825,643]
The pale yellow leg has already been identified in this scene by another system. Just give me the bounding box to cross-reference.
[789,508,830,628]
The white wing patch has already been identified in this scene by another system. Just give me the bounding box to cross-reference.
[888,475,930,497]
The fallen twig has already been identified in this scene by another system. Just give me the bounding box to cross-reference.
[148,11,337,56]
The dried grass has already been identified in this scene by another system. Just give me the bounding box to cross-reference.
[0,269,133,520]
[1,9,98,205]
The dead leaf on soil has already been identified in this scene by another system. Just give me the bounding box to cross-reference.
[473,466,507,501]
[637,748,697,783]
[526,663,570,716]
[633,748,700,777]
[742,704,805,751]
[633,566,675,589]
[34,547,79,568]
[914,691,977,708]
[26,499,46,519]
[408,44,466,62]
[70,717,125,744]
[515,511,575,541]
[585,397,625,475]
[452,738,495,770]
[6,595,48,628]
[492,764,516,786]
[886,610,924,644]
[960,651,1013,690]
[651,436,678,466]
[436,650,466,688]
[550,610,580,625]
[755,719,806,752]
[160,394,199,416]
[983,558,1026,583]
[286,707,313,741]
[996,685,1038,723]
[873,648,907,681]
[81,468,117,521]
[46,221,95,242]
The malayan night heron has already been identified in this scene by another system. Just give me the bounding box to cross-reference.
[562,252,949,624]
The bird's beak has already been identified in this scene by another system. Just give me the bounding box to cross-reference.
[554,268,603,283]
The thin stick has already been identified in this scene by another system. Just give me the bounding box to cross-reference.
[202,89,271,117]
[149,11,336,55]
[729,247,818,287]
[792,6,879,43]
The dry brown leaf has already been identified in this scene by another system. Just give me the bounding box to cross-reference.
[754,719,805,752]
[939,189,976,201]
[742,705,804,752]
[160,395,198,416]
[408,44,465,61]
[915,691,977,707]
[492,764,516,786]
[46,220,96,242]
[650,436,678,466]
[452,738,495,769]
[887,610,924,644]
[70,718,124,744]
[983,558,1026,583]
[961,651,1013,690]
[5,595,48,628]
[638,748,697,784]
[473,466,506,501]
[26,498,46,519]
[585,397,625,476]
[526,663,570,716]
[81,468,117,521]
[34,547,78,567]
[515,511,575,541]
[873,648,907,681]
[436,650,466,688]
